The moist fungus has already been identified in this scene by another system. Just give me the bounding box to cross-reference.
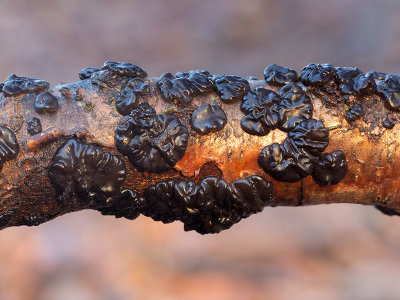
[115,103,189,173]
[2,74,50,97]
[382,115,396,129]
[240,87,280,136]
[191,104,227,135]
[0,126,19,171]
[34,92,59,114]
[336,67,376,95]
[366,70,387,81]
[345,103,364,122]
[26,117,42,135]
[312,150,348,186]
[301,63,337,86]
[79,67,100,80]
[378,75,400,111]
[98,189,143,220]
[264,64,298,86]
[48,139,126,206]
[115,78,149,115]
[102,61,147,78]
[213,75,250,103]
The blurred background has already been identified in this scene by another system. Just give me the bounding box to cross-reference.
[1,0,400,299]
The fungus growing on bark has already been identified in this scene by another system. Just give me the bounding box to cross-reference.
[378,75,400,111]
[213,75,250,103]
[2,74,49,97]
[301,63,337,86]
[264,64,298,86]
[79,67,100,80]
[0,125,19,171]
[115,78,149,115]
[335,67,376,95]
[102,61,148,78]
[191,104,227,135]
[34,92,59,114]
[26,117,42,135]
[98,189,143,220]
[312,150,348,186]
[344,103,364,122]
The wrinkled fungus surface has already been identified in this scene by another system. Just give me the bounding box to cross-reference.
[0,126,19,171]
[48,139,126,206]
[336,67,376,95]
[157,70,214,105]
[378,75,400,111]
[301,63,337,86]
[2,74,50,96]
[191,104,227,135]
[26,117,42,135]
[34,92,59,114]
[115,103,188,173]
[116,78,149,115]
[98,189,143,220]
[345,103,364,122]
[382,115,396,129]
[366,70,387,81]
[240,88,280,136]
[264,64,298,86]
[312,150,348,186]
[79,67,100,80]
[102,61,147,78]
[213,75,250,103]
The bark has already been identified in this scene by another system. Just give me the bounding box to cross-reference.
[0,66,399,232]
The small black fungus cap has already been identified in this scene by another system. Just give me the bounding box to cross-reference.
[34,92,59,114]
[365,70,387,81]
[240,88,280,136]
[2,74,50,97]
[98,189,144,220]
[115,103,189,173]
[0,126,19,170]
[26,117,42,136]
[102,61,147,78]
[312,150,347,186]
[301,63,337,86]
[213,75,250,104]
[191,104,227,135]
[378,75,400,111]
[116,78,149,115]
[336,67,376,95]
[157,70,214,105]
[79,67,100,80]
[382,115,396,129]
[264,64,298,86]
[48,139,126,206]
[344,103,363,123]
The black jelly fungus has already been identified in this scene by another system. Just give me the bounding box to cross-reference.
[300,63,337,86]
[264,64,298,86]
[240,87,280,136]
[336,67,376,95]
[345,103,363,122]
[277,83,313,131]
[312,150,347,186]
[48,139,126,206]
[116,90,138,115]
[79,67,100,80]
[378,75,400,111]
[115,103,189,173]
[98,189,144,220]
[213,75,250,103]
[2,74,50,97]
[366,70,387,81]
[375,205,400,217]
[34,92,59,114]
[26,117,42,135]
[382,115,396,129]
[0,126,19,171]
[102,61,147,78]
[191,104,227,135]
[157,70,214,105]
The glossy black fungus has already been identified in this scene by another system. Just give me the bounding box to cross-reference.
[264,64,298,86]
[98,189,143,220]
[312,150,347,186]
[240,88,280,136]
[213,75,250,104]
[0,210,14,228]
[115,103,189,173]
[0,83,4,91]
[375,205,400,217]
[157,70,214,105]
[335,67,376,95]
[378,75,400,111]
[191,104,227,135]
[0,126,19,171]
[116,78,149,115]
[34,92,59,114]
[277,83,313,131]
[79,67,100,80]
[48,139,126,206]
[141,175,273,234]
[366,70,387,81]
[102,61,147,78]
[26,117,42,135]
[2,74,50,97]
[300,63,337,86]
[345,103,363,122]
[382,115,396,129]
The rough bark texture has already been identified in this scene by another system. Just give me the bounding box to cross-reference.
[0,64,399,232]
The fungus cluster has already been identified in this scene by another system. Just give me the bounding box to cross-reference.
[0,126,19,171]
[190,104,227,135]
[34,92,59,114]
[79,67,100,80]
[26,117,42,135]
[2,74,49,97]
[345,103,364,123]
[115,78,149,115]
[264,64,298,86]
[213,75,250,103]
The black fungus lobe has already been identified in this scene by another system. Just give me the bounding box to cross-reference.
[382,115,396,129]
[312,150,347,186]
[157,70,214,105]
[366,70,387,81]
[264,64,298,86]
[335,67,376,95]
[98,189,144,220]
[34,92,59,114]
[240,88,280,136]
[115,78,149,115]
[301,63,337,86]
[213,75,250,103]
[102,61,147,78]
[345,103,363,122]
[0,126,19,171]
[79,67,100,80]
[191,104,227,135]
[115,103,189,173]
[48,139,126,206]
[375,205,400,217]
[2,74,50,97]
[26,117,42,135]
[277,83,313,131]
[378,75,400,111]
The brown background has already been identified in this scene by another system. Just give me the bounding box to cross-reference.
[1,0,400,299]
